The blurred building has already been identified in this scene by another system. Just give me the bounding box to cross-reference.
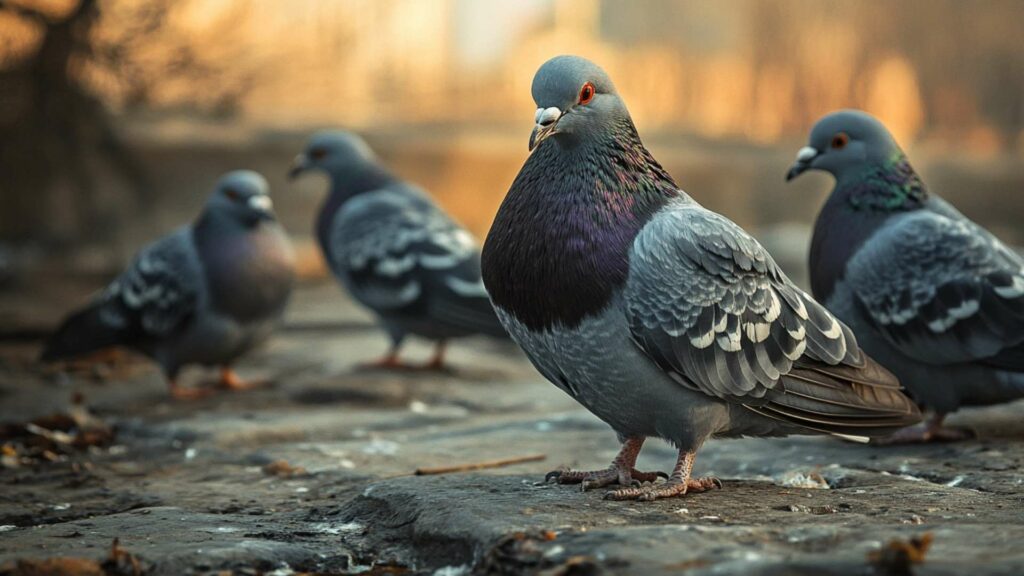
[1,0,1022,253]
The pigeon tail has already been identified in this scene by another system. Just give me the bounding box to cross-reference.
[747,354,922,438]
[40,302,126,363]
[430,292,511,339]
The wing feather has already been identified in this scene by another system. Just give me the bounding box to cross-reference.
[849,210,1024,369]
[626,200,920,435]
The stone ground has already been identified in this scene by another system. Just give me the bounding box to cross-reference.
[1,280,1024,575]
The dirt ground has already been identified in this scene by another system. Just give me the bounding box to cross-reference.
[1,279,1023,575]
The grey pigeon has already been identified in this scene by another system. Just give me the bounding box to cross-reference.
[289,131,508,370]
[481,56,919,501]
[788,110,1024,442]
[42,170,296,399]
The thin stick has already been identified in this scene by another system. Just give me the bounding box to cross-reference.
[415,454,546,476]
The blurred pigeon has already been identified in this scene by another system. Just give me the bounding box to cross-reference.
[289,131,508,370]
[41,171,296,399]
[788,110,1024,442]
[481,56,919,501]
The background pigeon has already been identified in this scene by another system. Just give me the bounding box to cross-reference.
[289,131,508,370]
[42,170,296,399]
[788,110,1024,442]
[482,55,919,501]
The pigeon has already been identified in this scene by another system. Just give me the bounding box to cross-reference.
[288,131,508,370]
[788,110,1024,442]
[481,56,920,501]
[41,170,296,399]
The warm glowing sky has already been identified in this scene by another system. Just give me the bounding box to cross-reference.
[4,0,1022,151]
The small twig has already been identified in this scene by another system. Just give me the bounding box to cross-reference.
[415,454,546,476]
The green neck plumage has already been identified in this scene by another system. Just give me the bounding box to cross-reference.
[841,152,928,212]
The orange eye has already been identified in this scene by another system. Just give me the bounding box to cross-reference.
[578,82,595,105]
[224,188,240,200]
[310,148,327,160]
[831,132,849,149]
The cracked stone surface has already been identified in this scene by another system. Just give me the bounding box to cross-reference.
[2,280,1024,575]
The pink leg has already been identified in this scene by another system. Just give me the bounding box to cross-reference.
[168,378,213,401]
[421,341,448,371]
[357,346,410,370]
[546,437,667,491]
[605,449,721,501]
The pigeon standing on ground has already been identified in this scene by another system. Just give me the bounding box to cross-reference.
[788,110,1024,442]
[42,170,296,399]
[289,131,508,370]
[481,55,919,501]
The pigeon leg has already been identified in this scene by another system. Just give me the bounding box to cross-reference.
[605,449,722,501]
[168,379,213,401]
[357,346,411,370]
[421,341,448,371]
[219,367,266,391]
[545,436,667,491]
[872,413,975,444]
[358,330,421,370]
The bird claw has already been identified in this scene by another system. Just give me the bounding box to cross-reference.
[544,465,664,491]
[219,372,270,391]
[168,386,214,401]
[604,476,722,502]
[544,468,570,484]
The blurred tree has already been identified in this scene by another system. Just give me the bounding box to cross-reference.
[0,0,144,247]
[0,0,261,249]
[83,0,262,115]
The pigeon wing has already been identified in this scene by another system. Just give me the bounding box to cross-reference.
[848,210,1024,369]
[100,229,201,340]
[330,187,505,336]
[625,200,919,436]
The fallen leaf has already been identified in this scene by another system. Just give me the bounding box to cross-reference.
[868,533,933,575]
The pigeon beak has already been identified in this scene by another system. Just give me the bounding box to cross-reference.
[529,107,563,151]
[248,195,275,220]
[288,154,310,180]
[785,146,819,182]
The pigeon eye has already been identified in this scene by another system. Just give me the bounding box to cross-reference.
[831,132,849,150]
[310,148,327,160]
[224,188,241,201]
[578,82,595,105]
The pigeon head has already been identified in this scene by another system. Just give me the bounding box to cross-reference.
[206,170,276,225]
[289,131,377,180]
[528,55,627,151]
[786,110,902,183]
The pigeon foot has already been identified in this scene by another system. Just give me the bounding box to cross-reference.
[872,414,975,445]
[545,466,667,491]
[168,381,214,401]
[872,424,975,444]
[419,341,450,372]
[544,436,664,491]
[601,448,720,501]
[219,368,269,391]
[356,351,415,371]
[604,476,722,501]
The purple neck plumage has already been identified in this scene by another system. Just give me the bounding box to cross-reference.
[482,117,680,331]
[315,161,398,254]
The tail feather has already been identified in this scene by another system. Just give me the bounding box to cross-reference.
[747,354,921,438]
[429,293,510,339]
[40,303,125,363]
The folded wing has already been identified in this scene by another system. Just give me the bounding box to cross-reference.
[625,200,920,436]
[849,211,1024,371]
